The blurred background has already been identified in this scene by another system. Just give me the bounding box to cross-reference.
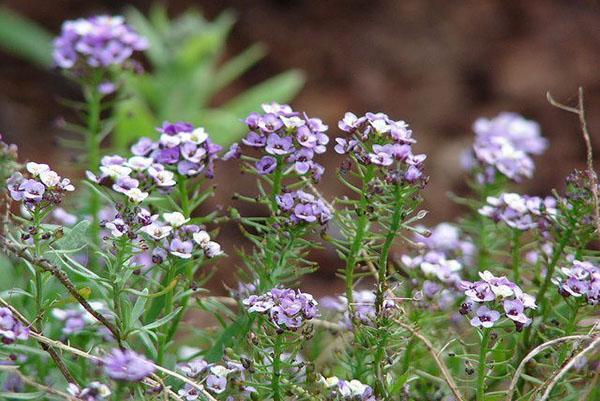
[1,0,600,295]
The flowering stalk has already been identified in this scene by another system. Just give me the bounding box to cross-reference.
[476,328,491,401]
[511,229,522,282]
[271,333,284,401]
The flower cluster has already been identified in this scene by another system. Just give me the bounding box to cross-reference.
[139,211,222,260]
[53,15,148,70]
[275,190,332,225]
[463,112,548,183]
[178,357,254,397]
[401,223,474,285]
[553,260,599,305]
[0,307,29,344]
[479,193,557,232]
[67,382,111,401]
[321,290,396,328]
[459,271,537,331]
[103,348,155,381]
[7,162,74,210]
[243,288,318,329]
[335,112,425,183]
[320,376,377,401]
[88,122,221,202]
[236,103,329,180]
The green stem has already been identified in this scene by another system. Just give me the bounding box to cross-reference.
[476,328,491,401]
[511,230,522,283]
[261,159,284,290]
[272,333,283,401]
[84,78,102,268]
[345,166,375,310]
[177,177,190,216]
[157,265,176,365]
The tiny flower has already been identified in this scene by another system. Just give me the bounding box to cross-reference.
[26,162,50,176]
[178,384,200,400]
[105,218,129,237]
[169,238,193,259]
[470,306,501,328]
[104,349,155,381]
[179,359,208,378]
[141,224,173,240]
[163,212,189,227]
[204,241,223,258]
[255,156,278,175]
[124,188,148,203]
[503,299,531,325]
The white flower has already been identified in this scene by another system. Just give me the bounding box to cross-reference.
[100,165,132,179]
[204,241,223,258]
[281,115,305,128]
[26,162,50,176]
[320,376,339,388]
[160,134,181,148]
[192,231,210,246]
[124,188,148,203]
[209,365,233,377]
[141,224,173,240]
[39,170,60,187]
[105,219,128,237]
[182,127,208,144]
[370,119,390,134]
[127,156,153,171]
[153,170,176,187]
[163,212,189,227]
[59,178,75,192]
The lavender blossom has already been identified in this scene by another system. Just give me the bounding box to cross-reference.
[7,163,74,210]
[464,112,547,183]
[67,382,111,401]
[0,307,29,344]
[236,103,329,180]
[53,15,148,70]
[103,348,155,381]
[335,112,426,184]
[275,190,332,225]
[321,376,377,401]
[479,193,557,232]
[553,260,599,305]
[243,288,318,330]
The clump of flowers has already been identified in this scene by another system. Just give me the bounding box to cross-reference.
[479,192,557,231]
[0,307,29,344]
[553,260,599,305]
[275,190,332,224]
[243,288,318,329]
[88,122,221,203]
[335,112,426,183]
[103,348,155,381]
[177,357,252,397]
[459,270,537,331]
[235,102,329,180]
[7,162,74,210]
[320,376,377,401]
[463,112,548,183]
[53,15,148,70]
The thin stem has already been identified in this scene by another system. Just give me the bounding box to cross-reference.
[476,328,491,401]
[511,230,522,283]
[84,77,103,268]
[272,333,283,401]
[345,165,374,311]
[178,177,190,216]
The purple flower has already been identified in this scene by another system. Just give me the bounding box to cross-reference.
[470,306,501,328]
[222,143,241,160]
[104,349,155,381]
[53,15,148,69]
[131,137,156,156]
[554,260,599,305]
[258,113,284,133]
[503,299,531,325]
[464,281,495,303]
[265,134,294,155]
[112,176,139,194]
[179,359,208,378]
[242,131,267,147]
[169,238,194,259]
[178,384,200,400]
[20,179,45,203]
[255,156,278,175]
[243,288,318,330]
[0,308,29,344]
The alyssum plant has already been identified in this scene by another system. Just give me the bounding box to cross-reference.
[0,13,598,401]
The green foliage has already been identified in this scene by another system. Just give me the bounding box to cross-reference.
[114,5,304,149]
[0,7,53,67]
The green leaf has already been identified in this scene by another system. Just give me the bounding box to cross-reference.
[113,96,157,151]
[208,43,266,96]
[125,7,168,67]
[0,7,53,68]
[142,307,183,330]
[0,392,46,400]
[204,315,252,362]
[223,69,305,117]
[131,289,149,323]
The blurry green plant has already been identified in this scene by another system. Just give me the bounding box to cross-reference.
[0,5,304,148]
